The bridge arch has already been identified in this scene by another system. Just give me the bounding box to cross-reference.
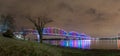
[66,32,91,39]
[43,27,67,36]
[67,31,80,37]
[79,33,91,39]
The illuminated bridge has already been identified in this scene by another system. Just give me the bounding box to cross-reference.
[17,27,91,40]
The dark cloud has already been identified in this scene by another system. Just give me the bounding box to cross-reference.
[86,8,96,15]
[92,13,107,22]
[58,2,74,12]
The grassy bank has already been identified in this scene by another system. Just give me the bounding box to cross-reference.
[0,36,120,56]
[0,36,61,56]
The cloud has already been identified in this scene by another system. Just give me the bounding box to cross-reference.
[0,0,120,37]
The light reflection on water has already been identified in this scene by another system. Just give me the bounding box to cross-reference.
[44,40,120,49]
[60,40,91,49]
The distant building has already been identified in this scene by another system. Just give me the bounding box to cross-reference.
[0,16,8,32]
[0,16,5,32]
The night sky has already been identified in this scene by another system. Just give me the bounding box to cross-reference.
[0,0,120,37]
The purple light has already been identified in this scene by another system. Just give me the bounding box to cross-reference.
[68,31,80,37]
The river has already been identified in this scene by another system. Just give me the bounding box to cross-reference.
[43,39,120,49]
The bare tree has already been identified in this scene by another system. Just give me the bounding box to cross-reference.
[26,16,53,43]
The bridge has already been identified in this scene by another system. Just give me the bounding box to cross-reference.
[17,27,91,40]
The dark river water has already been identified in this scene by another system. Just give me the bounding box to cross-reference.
[43,40,120,49]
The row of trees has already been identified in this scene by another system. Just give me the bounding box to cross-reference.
[0,14,15,38]
[0,14,53,43]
